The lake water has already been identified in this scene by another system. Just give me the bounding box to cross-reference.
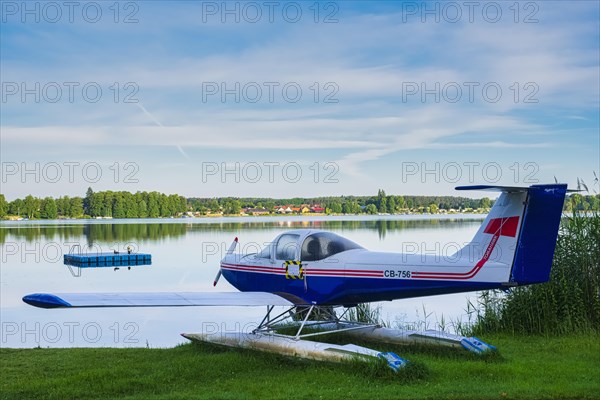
[1,215,486,348]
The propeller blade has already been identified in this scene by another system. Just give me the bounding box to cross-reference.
[227,237,239,254]
[213,270,222,287]
[215,237,238,287]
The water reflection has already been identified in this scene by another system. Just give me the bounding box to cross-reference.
[1,217,483,244]
[0,223,187,245]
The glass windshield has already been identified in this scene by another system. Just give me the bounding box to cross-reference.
[301,232,363,261]
[275,234,300,260]
[256,243,272,259]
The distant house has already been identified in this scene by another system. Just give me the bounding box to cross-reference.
[275,205,323,214]
[246,208,270,216]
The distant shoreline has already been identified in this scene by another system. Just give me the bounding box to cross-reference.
[0,213,489,225]
[1,211,491,223]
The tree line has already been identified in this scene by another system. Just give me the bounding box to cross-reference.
[0,188,187,219]
[565,193,600,212]
[1,188,598,220]
[189,189,494,215]
[185,192,600,215]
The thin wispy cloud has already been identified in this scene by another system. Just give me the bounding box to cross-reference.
[135,102,189,159]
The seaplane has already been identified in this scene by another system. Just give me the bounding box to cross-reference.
[23,184,568,371]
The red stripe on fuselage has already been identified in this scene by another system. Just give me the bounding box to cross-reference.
[307,271,384,277]
[411,215,518,280]
[220,263,383,278]
[221,264,286,275]
[412,234,499,280]
[222,263,281,271]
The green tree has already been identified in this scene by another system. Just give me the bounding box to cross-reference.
[70,197,84,218]
[396,195,405,210]
[84,187,94,216]
[377,189,387,213]
[159,194,170,217]
[40,197,58,219]
[223,199,241,214]
[263,200,275,211]
[570,194,583,211]
[23,195,40,219]
[590,195,600,211]
[206,199,219,213]
[166,194,184,215]
[0,194,7,219]
[138,200,148,218]
[429,203,439,214]
[124,192,137,218]
[329,201,342,214]
[89,192,103,217]
[178,196,188,214]
[148,192,160,218]
[342,200,360,214]
[388,196,396,213]
[563,198,573,212]
[378,197,387,213]
[9,198,23,216]
[102,192,113,217]
[56,196,69,217]
[365,204,378,214]
[480,197,492,209]
[113,194,126,218]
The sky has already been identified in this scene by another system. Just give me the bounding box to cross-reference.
[1,0,599,200]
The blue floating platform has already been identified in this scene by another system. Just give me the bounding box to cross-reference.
[64,252,152,268]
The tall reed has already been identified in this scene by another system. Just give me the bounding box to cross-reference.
[471,210,600,335]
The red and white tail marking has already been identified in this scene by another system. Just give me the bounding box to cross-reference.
[483,216,519,237]
[412,190,527,281]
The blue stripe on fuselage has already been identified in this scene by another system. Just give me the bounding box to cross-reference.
[222,269,503,305]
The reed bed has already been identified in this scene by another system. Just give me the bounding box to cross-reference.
[472,210,600,335]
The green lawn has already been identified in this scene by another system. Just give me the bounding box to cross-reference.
[2,334,599,400]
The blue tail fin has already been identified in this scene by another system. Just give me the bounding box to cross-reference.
[511,184,567,284]
[456,184,568,285]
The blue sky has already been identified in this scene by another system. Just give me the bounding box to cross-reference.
[1,1,599,200]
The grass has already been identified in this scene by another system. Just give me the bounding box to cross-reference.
[2,333,599,400]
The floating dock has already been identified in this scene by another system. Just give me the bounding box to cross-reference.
[63,252,152,267]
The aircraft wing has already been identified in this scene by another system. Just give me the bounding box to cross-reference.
[22,292,298,309]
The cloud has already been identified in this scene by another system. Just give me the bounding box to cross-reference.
[135,102,189,159]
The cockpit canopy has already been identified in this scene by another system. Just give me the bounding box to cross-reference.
[301,232,364,261]
[256,231,364,262]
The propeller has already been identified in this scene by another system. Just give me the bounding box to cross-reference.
[213,237,238,286]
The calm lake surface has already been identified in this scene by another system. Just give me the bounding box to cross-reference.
[1,215,486,348]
